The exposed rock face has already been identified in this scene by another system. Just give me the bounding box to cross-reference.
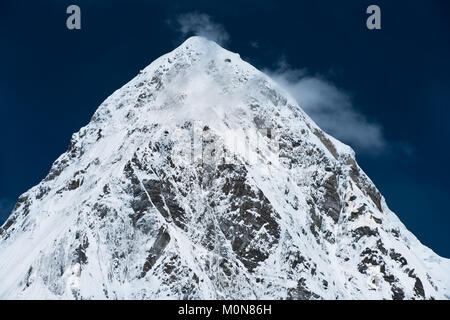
[0,37,449,299]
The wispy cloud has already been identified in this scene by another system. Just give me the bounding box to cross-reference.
[171,12,230,45]
[266,61,386,153]
[249,41,259,49]
[167,13,388,154]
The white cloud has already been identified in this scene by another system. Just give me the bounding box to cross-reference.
[173,12,229,45]
[266,63,386,152]
[249,41,259,48]
[168,14,386,153]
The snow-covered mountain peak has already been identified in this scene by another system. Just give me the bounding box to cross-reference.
[173,35,229,55]
[0,38,449,300]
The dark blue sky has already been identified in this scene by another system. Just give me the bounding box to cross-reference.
[1,1,449,257]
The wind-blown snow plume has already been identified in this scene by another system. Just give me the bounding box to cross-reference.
[267,64,385,152]
[173,12,230,45]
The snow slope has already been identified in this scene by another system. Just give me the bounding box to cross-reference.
[1,37,449,299]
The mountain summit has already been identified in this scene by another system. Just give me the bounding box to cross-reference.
[1,37,449,299]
